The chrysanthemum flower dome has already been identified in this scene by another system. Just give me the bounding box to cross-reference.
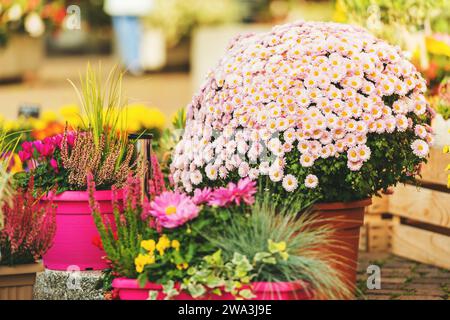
[171,21,433,202]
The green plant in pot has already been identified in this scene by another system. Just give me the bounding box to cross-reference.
[170,21,434,287]
[13,65,135,271]
[90,163,353,300]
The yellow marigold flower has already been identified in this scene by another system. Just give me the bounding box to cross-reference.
[171,240,180,251]
[141,239,156,252]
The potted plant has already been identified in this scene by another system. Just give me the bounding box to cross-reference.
[89,158,352,300]
[14,66,135,271]
[0,178,56,300]
[170,21,434,286]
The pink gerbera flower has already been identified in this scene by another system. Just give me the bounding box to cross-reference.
[149,192,199,229]
[209,178,257,207]
[192,187,213,205]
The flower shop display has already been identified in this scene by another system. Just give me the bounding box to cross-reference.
[13,66,136,271]
[0,1,65,80]
[0,179,56,300]
[91,171,352,300]
[0,0,66,47]
[170,21,434,286]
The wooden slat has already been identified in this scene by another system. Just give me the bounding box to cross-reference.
[420,147,449,186]
[360,215,392,252]
[366,196,389,215]
[389,184,450,228]
[391,223,450,270]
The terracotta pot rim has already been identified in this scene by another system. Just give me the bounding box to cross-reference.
[112,278,309,292]
[313,198,372,210]
[42,189,123,202]
[0,262,44,276]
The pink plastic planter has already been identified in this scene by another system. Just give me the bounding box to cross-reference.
[42,190,121,271]
[112,278,313,300]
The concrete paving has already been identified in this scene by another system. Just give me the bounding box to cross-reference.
[357,252,449,300]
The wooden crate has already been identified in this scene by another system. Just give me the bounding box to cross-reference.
[390,222,450,270]
[361,147,450,270]
[359,215,392,252]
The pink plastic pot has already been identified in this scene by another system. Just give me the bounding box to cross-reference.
[42,190,121,271]
[112,278,313,300]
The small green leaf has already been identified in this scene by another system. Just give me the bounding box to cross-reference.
[239,289,256,300]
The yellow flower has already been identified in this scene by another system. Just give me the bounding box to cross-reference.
[268,239,287,253]
[41,110,58,123]
[279,251,289,261]
[426,36,450,57]
[134,253,155,273]
[171,240,180,251]
[141,239,156,252]
[444,145,449,154]
[9,154,23,174]
[176,263,189,270]
[30,119,46,131]
[142,107,166,131]
[59,104,81,118]
[156,235,171,256]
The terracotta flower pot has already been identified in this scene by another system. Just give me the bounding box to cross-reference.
[112,278,313,300]
[313,198,372,290]
[0,262,44,300]
[41,190,121,271]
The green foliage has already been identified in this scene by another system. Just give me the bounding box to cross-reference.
[0,130,21,230]
[154,108,185,175]
[69,63,129,169]
[339,0,450,31]
[193,119,427,203]
[203,194,354,299]
[13,146,70,195]
[179,250,256,299]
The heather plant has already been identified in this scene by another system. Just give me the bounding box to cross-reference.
[0,178,56,266]
[171,21,434,204]
[15,65,136,193]
[89,174,152,279]
[61,130,134,190]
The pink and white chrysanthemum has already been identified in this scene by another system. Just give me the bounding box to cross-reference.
[304,174,319,189]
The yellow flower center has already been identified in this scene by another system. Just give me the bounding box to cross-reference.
[165,205,177,215]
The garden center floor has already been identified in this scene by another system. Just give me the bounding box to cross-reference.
[357,252,449,300]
